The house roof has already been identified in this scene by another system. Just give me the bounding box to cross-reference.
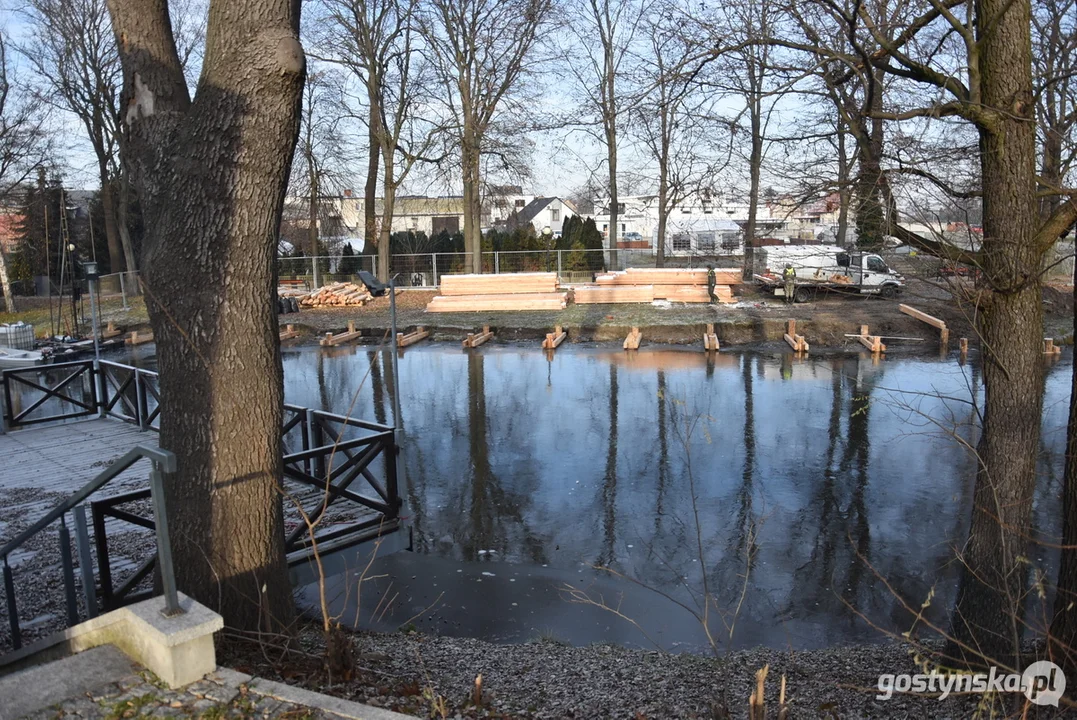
[515,197,556,225]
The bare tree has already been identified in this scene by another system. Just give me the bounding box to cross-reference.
[849,0,1077,667]
[319,0,446,282]
[23,0,137,279]
[423,0,553,274]
[0,31,51,312]
[631,7,729,265]
[106,0,305,630]
[1033,0,1077,222]
[290,68,349,287]
[562,0,647,269]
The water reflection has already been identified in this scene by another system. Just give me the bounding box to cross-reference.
[293,346,1070,648]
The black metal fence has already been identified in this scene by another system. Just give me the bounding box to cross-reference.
[0,361,402,654]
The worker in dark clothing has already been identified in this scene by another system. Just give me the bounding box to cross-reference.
[706,265,717,303]
[783,264,797,304]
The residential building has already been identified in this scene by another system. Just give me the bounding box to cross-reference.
[320,192,466,241]
[496,197,578,237]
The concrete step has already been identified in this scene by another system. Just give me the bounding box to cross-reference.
[0,645,137,720]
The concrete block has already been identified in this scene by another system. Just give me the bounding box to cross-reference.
[0,645,138,720]
[0,593,222,691]
[111,593,223,689]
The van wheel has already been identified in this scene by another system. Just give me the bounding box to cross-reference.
[794,287,811,303]
[880,285,898,299]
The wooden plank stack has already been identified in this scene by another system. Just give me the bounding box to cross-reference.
[577,267,737,304]
[298,282,372,308]
[427,272,568,312]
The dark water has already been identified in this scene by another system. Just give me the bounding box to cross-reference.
[281,344,1071,652]
[8,344,1068,651]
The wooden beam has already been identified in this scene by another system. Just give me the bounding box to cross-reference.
[396,326,430,348]
[463,325,494,348]
[279,324,300,341]
[784,319,809,353]
[101,321,122,340]
[1045,337,1062,355]
[542,325,567,349]
[703,323,719,352]
[899,304,949,345]
[125,330,154,346]
[623,327,642,350]
[959,337,968,354]
[857,324,886,354]
[320,321,362,347]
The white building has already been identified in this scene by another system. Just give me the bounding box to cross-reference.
[592,192,845,255]
[499,197,578,237]
[323,192,466,239]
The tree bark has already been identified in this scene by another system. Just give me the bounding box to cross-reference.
[462,124,482,274]
[0,247,14,312]
[107,0,305,632]
[743,93,762,280]
[307,155,320,288]
[379,145,395,284]
[364,104,380,263]
[116,175,140,293]
[945,0,1044,669]
[836,115,851,247]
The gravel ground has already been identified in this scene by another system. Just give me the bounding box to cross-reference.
[222,625,1074,719]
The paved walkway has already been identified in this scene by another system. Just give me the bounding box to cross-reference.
[3,645,411,720]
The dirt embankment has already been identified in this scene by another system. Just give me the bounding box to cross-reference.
[279,279,1074,352]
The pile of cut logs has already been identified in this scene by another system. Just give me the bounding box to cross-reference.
[575,267,737,304]
[427,272,568,312]
[297,282,372,308]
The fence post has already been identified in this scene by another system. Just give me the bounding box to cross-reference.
[119,272,129,311]
[557,250,563,276]
[149,461,183,616]
[494,252,500,274]
[372,254,378,280]
[431,253,438,287]
[135,371,147,431]
[73,505,97,619]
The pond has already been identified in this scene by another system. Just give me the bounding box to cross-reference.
[4,342,1067,652]
[280,344,1071,653]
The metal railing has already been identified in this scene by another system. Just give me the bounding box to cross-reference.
[0,445,179,650]
[277,248,746,289]
[0,361,402,646]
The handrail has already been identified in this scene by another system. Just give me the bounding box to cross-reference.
[0,446,176,560]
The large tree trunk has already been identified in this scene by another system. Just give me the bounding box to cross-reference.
[606,131,619,272]
[0,247,14,313]
[656,168,668,269]
[743,94,762,280]
[308,161,320,288]
[379,147,395,284]
[945,0,1043,669]
[461,124,482,274]
[108,0,305,632]
[364,106,380,262]
[836,116,851,247]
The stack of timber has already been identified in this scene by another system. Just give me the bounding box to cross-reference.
[577,267,737,304]
[298,283,372,308]
[427,272,567,312]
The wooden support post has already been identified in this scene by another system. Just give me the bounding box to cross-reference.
[463,325,494,348]
[857,324,885,354]
[125,330,154,346]
[959,337,968,355]
[703,323,719,352]
[101,322,122,340]
[396,326,430,348]
[1044,337,1062,355]
[623,327,642,350]
[542,325,567,350]
[899,303,949,346]
[784,319,809,353]
[320,321,362,347]
[279,324,300,341]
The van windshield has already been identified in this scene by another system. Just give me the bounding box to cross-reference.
[866,256,889,273]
